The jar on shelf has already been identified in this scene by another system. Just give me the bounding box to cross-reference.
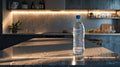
[39,0,45,9]
[11,1,19,9]
[21,1,28,9]
[31,1,35,9]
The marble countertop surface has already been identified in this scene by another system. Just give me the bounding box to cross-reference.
[0,38,120,65]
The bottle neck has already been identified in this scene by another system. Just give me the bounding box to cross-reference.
[76,19,81,23]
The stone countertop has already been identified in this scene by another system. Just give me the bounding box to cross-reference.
[0,38,120,65]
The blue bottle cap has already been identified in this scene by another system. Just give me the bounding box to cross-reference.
[76,15,81,19]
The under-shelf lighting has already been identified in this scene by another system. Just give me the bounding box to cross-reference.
[11,10,88,14]
[88,10,116,14]
[11,10,117,15]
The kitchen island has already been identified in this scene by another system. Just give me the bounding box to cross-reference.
[0,37,120,66]
[2,32,120,54]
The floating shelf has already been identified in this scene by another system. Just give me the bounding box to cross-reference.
[88,17,120,19]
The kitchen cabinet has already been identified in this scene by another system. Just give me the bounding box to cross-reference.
[6,0,45,10]
[113,0,120,10]
[89,0,110,9]
[45,0,65,10]
[107,0,120,10]
[6,0,120,10]
[65,0,90,9]
[6,0,65,10]
[66,0,120,10]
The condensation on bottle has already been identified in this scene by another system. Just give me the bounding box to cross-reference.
[73,15,85,55]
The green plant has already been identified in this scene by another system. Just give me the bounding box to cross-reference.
[9,20,22,33]
[88,29,94,33]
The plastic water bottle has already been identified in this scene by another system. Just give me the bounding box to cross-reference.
[73,15,85,55]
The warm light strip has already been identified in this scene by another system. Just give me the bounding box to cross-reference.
[11,10,88,14]
[88,10,116,14]
[12,56,73,59]
[11,10,117,14]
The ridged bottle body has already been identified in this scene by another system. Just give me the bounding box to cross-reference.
[73,15,85,55]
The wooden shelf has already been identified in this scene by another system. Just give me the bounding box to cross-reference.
[88,17,120,19]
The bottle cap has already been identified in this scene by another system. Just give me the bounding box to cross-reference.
[76,15,81,19]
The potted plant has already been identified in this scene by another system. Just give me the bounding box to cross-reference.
[8,20,22,33]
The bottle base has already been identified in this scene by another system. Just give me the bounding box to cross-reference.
[73,47,85,55]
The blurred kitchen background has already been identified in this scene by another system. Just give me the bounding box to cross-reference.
[2,0,120,34]
[1,0,120,59]
[3,10,119,34]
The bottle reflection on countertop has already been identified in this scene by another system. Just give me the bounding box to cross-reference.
[71,55,85,65]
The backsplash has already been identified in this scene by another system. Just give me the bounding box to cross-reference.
[3,11,113,34]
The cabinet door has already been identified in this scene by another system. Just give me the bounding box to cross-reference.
[65,0,90,9]
[89,0,120,10]
[45,0,65,10]
[109,0,120,10]
[89,0,96,9]
[89,0,110,9]
[66,0,116,10]
[102,0,110,9]
[109,0,114,9]
[114,0,120,10]
[66,0,110,9]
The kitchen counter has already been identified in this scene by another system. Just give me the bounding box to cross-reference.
[3,33,120,36]
[1,33,120,54]
[0,38,120,66]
